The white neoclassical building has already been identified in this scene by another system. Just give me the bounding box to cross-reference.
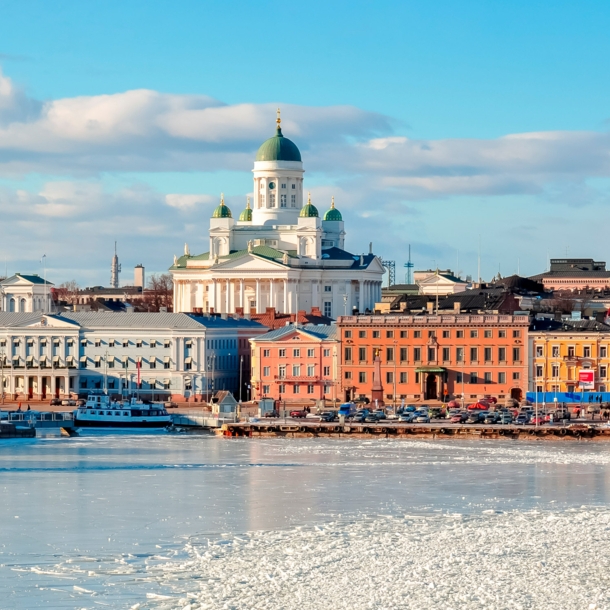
[0,273,54,313]
[171,112,385,318]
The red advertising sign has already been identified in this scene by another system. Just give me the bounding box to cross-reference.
[579,370,595,389]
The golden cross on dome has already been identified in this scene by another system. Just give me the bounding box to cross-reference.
[331,196,335,209]
[276,108,281,126]
[220,193,224,205]
[307,191,311,204]
[246,196,251,209]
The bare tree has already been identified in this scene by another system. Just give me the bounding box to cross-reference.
[143,273,173,312]
[55,280,80,307]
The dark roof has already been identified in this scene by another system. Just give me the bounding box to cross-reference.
[388,290,519,314]
[531,271,610,279]
[489,274,546,293]
[252,323,338,342]
[531,318,610,333]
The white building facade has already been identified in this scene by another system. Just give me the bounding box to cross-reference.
[171,113,385,318]
[0,274,54,313]
[0,312,266,401]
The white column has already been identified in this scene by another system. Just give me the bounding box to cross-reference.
[269,279,275,311]
[225,280,230,313]
[240,279,244,310]
[211,280,217,313]
[283,279,288,314]
[255,279,260,313]
[358,280,364,312]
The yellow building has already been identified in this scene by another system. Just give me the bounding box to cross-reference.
[529,319,610,394]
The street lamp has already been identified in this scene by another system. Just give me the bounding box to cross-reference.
[239,355,243,402]
[0,349,5,406]
[393,340,397,409]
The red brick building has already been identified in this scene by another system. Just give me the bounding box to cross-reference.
[337,313,529,404]
[250,324,339,404]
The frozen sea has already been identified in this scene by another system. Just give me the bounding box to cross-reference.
[2,434,610,609]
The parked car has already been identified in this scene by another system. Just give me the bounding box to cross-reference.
[61,399,76,407]
[499,413,513,424]
[364,413,381,422]
[290,410,308,418]
[164,401,178,409]
[349,410,369,422]
[515,413,530,425]
[319,411,337,422]
[484,412,499,424]
[529,415,545,426]
[373,409,387,420]
[405,405,417,412]
[414,414,431,423]
[398,412,415,422]
[450,412,468,423]
[49,398,61,406]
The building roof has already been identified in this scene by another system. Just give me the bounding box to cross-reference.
[531,270,610,280]
[387,289,520,314]
[239,198,252,222]
[252,323,338,342]
[530,318,610,333]
[0,313,80,328]
[323,197,342,221]
[300,193,319,218]
[246,306,334,330]
[255,125,302,163]
[0,273,53,286]
[212,196,232,218]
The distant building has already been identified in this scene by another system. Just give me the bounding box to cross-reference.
[0,312,266,401]
[530,258,610,291]
[134,265,145,288]
[241,306,333,330]
[414,269,469,296]
[337,313,529,403]
[0,274,54,313]
[250,324,339,404]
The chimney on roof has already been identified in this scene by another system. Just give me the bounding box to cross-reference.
[426,302,434,314]
[454,301,461,314]
[311,306,322,316]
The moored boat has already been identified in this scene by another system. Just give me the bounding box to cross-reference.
[74,392,171,428]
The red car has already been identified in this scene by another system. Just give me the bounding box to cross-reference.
[450,412,468,423]
[290,410,308,418]
[529,416,545,426]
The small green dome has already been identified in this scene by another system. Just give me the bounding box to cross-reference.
[255,112,301,162]
[239,197,252,221]
[300,192,319,218]
[212,194,232,218]
[323,196,343,221]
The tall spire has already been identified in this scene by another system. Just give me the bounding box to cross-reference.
[276,107,282,135]
[331,196,335,209]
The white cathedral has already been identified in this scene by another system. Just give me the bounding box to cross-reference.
[171,112,385,318]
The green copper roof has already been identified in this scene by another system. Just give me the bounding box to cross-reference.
[323,197,342,221]
[238,197,252,221]
[255,126,302,162]
[300,192,319,218]
[212,195,232,219]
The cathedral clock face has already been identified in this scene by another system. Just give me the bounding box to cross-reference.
[268,182,276,190]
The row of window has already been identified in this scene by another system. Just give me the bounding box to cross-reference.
[344,370,519,384]
[262,348,332,358]
[344,329,521,339]
[535,364,608,378]
[262,365,332,377]
[260,194,298,207]
[261,383,332,395]
[343,346,521,363]
[535,345,606,358]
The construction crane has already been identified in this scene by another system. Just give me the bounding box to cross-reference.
[381,260,395,287]
[404,245,414,284]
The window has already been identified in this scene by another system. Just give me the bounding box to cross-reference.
[441,330,450,339]
[278,365,286,378]
[263,385,270,394]
[536,345,543,357]
[359,330,366,338]
[307,384,315,394]
[292,365,301,376]
[427,347,435,362]
[344,347,352,361]
[324,385,331,394]
[344,371,352,379]
[484,372,492,383]
[484,330,492,338]
[263,349,270,357]
[344,330,352,338]
[291,194,296,206]
[413,331,421,338]
[293,349,300,357]
[279,384,286,394]
[456,372,463,383]
[109,340,115,347]
[428,330,436,338]
[164,340,171,348]
[149,358,156,369]
[150,340,156,348]
[359,347,367,361]
[498,372,506,384]
[281,183,286,189]
[600,366,607,379]
[359,371,366,383]
[470,347,478,362]
[164,358,171,369]
[386,372,394,383]
[80,356,87,368]
[123,340,129,348]
[536,384,543,393]
[323,366,330,376]
[307,348,315,358]
[513,330,521,338]
[456,330,464,338]
[293,384,300,394]
[512,347,521,362]
[372,330,380,339]
[498,347,506,362]
[386,330,394,338]
[279,349,286,358]
[323,301,332,317]
[95,339,101,347]
[470,373,477,384]
[536,365,543,377]
[400,347,408,362]
[269,193,276,206]
[512,372,520,380]
[552,364,559,377]
[136,340,143,348]
[413,347,421,362]
[307,365,315,376]
[584,346,591,358]
[470,330,478,338]
[323,348,330,357]
[386,347,394,362]
[400,372,407,383]
[484,347,492,362]
[442,347,450,361]
[280,194,287,207]
[601,347,608,358]
[94,358,101,369]
[324,285,332,292]
[456,347,464,362]
[263,366,270,376]
[80,339,87,346]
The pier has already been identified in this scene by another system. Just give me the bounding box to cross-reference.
[1,412,78,437]
[217,420,610,441]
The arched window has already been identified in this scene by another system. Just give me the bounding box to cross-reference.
[9,298,15,312]
[20,298,26,312]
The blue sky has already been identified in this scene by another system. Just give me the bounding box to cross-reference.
[1,0,610,285]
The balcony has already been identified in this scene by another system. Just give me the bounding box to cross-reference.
[273,375,332,384]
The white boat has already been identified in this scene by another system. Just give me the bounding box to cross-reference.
[74,392,172,429]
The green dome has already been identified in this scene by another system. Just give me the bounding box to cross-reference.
[212,194,232,218]
[255,124,302,162]
[323,196,343,221]
[300,193,319,218]
[239,197,252,221]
